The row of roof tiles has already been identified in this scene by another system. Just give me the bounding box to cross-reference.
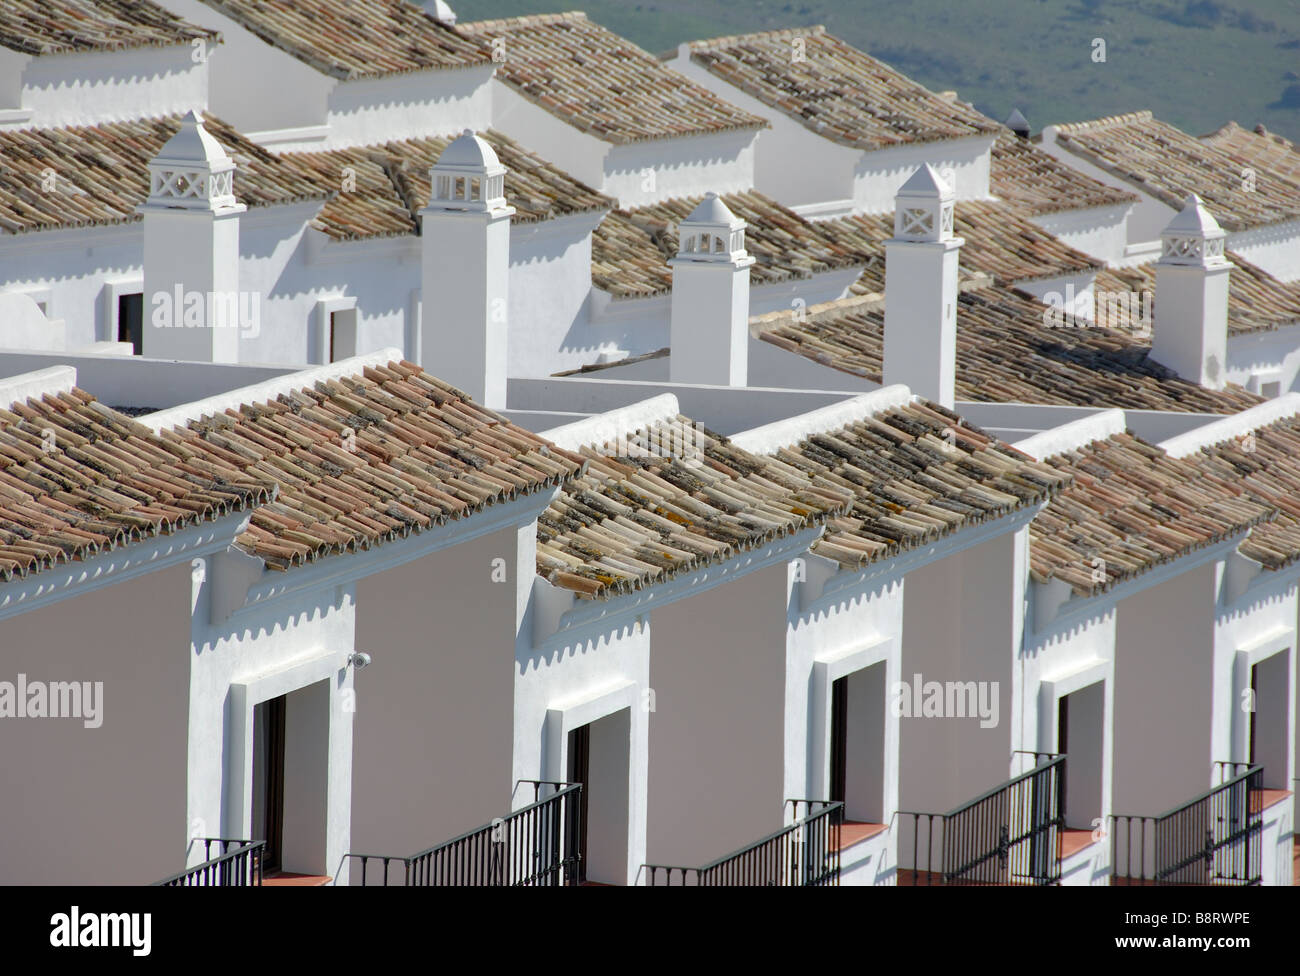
[8,366,1300,611]
[0,0,214,57]
[754,283,1265,415]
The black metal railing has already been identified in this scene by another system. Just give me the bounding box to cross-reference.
[644,799,844,886]
[897,754,1064,885]
[1111,765,1262,886]
[346,781,583,886]
[154,838,265,886]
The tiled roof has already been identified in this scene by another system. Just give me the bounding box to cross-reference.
[159,360,583,570]
[1179,414,1300,571]
[592,190,867,299]
[1200,122,1300,187]
[1030,432,1272,597]
[1050,111,1300,232]
[460,13,766,144]
[197,0,488,79]
[1093,253,1300,337]
[537,415,851,597]
[688,26,999,151]
[764,400,1069,569]
[0,0,215,56]
[990,133,1138,216]
[0,387,269,583]
[288,129,613,242]
[819,200,1102,288]
[0,113,327,235]
[754,283,1265,413]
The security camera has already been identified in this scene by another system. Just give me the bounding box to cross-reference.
[349,651,372,669]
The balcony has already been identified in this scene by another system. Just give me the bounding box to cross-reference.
[345,781,583,886]
[644,800,844,886]
[1111,764,1265,886]
[153,838,266,887]
[897,754,1065,885]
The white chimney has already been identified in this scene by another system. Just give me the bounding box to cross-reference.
[669,192,755,386]
[1151,195,1231,390]
[139,110,246,363]
[420,130,515,409]
[424,0,457,25]
[883,165,963,408]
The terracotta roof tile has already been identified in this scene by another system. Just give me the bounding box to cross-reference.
[1180,414,1300,571]
[1093,253,1300,338]
[1031,432,1272,596]
[688,25,999,150]
[1201,122,1300,187]
[754,283,1264,414]
[592,190,866,299]
[0,0,215,56]
[460,13,766,144]
[289,129,613,241]
[0,113,328,235]
[990,133,1138,215]
[162,360,583,570]
[0,388,270,582]
[1051,111,1300,232]
[197,0,488,79]
[768,400,1069,569]
[538,414,850,597]
[819,199,1102,289]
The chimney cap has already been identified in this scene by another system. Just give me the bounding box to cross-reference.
[434,129,503,172]
[427,0,457,25]
[1163,194,1225,238]
[152,110,232,170]
[897,163,953,199]
[1005,107,1030,136]
[683,191,743,228]
[1158,194,1228,267]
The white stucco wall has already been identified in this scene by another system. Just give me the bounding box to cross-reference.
[0,565,192,884]
[1028,204,1133,268]
[1228,220,1300,284]
[7,45,209,130]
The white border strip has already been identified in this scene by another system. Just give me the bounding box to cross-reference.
[539,394,681,451]
[729,385,913,455]
[142,348,404,433]
[0,366,77,407]
[1012,408,1126,460]
[1160,394,1300,458]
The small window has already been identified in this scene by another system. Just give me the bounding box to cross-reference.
[713,235,725,253]
[454,176,466,199]
[1261,380,1282,399]
[117,292,143,356]
[470,177,481,200]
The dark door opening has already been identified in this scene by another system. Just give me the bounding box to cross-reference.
[1057,694,1069,819]
[117,292,143,356]
[252,695,286,874]
[567,724,590,884]
[830,676,848,804]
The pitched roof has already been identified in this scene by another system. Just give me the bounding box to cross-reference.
[990,133,1138,216]
[536,414,851,598]
[0,113,327,235]
[288,129,613,242]
[197,0,488,79]
[1029,432,1272,597]
[754,283,1265,414]
[772,400,1068,569]
[1178,414,1300,572]
[1093,253,1300,338]
[0,387,269,583]
[819,199,1102,289]
[592,190,867,299]
[0,0,215,56]
[460,12,766,144]
[157,360,583,571]
[1200,122,1300,187]
[688,25,999,151]
[1050,111,1300,232]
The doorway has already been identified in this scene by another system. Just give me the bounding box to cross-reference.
[566,709,631,885]
[251,694,286,873]
[828,663,886,824]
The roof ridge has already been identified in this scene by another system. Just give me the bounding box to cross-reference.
[460,10,587,32]
[1160,395,1300,458]
[1054,109,1153,135]
[689,23,826,50]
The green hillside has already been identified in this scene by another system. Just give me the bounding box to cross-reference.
[456,0,1300,141]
